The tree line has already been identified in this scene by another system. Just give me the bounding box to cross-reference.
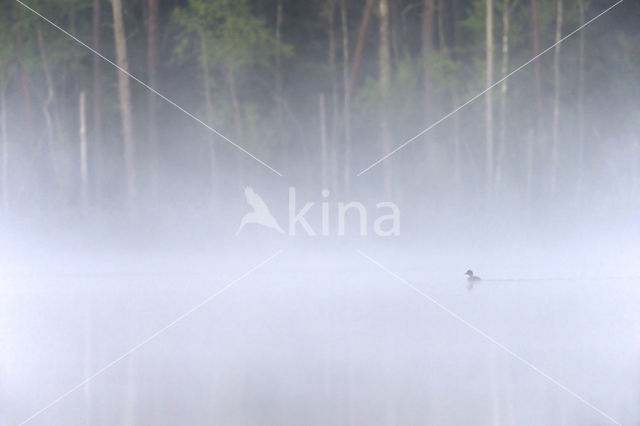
[0,0,638,218]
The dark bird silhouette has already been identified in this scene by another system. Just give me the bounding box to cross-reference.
[465,269,481,281]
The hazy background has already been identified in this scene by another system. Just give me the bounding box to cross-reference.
[0,0,639,424]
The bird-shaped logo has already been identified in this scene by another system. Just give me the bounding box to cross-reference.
[236,187,285,235]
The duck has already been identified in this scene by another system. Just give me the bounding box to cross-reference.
[465,270,481,281]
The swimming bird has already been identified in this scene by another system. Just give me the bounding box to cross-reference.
[465,270,481,281]
[465,270,481,291]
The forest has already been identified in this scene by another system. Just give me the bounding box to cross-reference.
[0,0,638,223]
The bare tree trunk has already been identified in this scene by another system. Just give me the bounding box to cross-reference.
[485,0,494,192]
[37,25,61,187]
[421,0,435,117]
[390,2,400,66]
[437,0,445,51]
[227,67,243,138]
[79,91,89,212]
[1,69,7,213]
[111,0,137,210]
[349,0,374,94]
[550,0,563,195]
[228,68,243,141]
[452,0,461,181]
[341,0,352,197]
[199,30,216,205]
[275,0,284,143]
[424,0,436,186]
[15,13,35,150]
[69,5,81,100]
[226,66,245,187]
[379,0,393,197]
[147,0,159,199]
[530,0,543,130]
[320,93,328,189]
[437,0,459,184]
[633,138,639,194]
[576,0,585,198]
[525,127,534,209]
[497,0,513,188]
[92,0,103,206]
[327,0,339,195]
[18,61,34,146]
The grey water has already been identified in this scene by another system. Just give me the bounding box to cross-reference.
[2,247,638,426]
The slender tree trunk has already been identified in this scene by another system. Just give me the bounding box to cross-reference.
[15,13,35,150]
[37,25,61,186]
[526,127,534,210]
[424,0,438,189]
[389,2,401,67]
[1,70,8,213]
[147,0,159,199]
[550,0,563,195]
[275,0,283,93]
[18,63,34,146]
[485,0,494,192]
[421,0,435,118]
[633,138,639,194]
[275,0,284,142]
[92,0,103,206]
[199,31,216,204]
[451,96,461,184]
[530,0,543,130]
[529,0,542,205]
[70,4,81,101]
[576,0,585,198]
[437,0,445,51]
[79,91,89,212]
[328,0,339,195]
[379,0,393,197]
[320,93,328,189]
[497,0,511,188]
[226,66,245,186]
[341,0,352,197]
[349,0,374,94]
[498,1,517,400]
[111,0,137,210]
[227,67,243,141]
[436,0,458,184]
[451,0,461,181]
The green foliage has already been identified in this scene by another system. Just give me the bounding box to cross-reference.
[1,0,640,211]
[173,0,287,72]
[429,48,459,94]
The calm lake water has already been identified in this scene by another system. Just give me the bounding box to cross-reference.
[2,250,638,425]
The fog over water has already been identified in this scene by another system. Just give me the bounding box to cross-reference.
[1,0,640,424]
[2,217,639,425]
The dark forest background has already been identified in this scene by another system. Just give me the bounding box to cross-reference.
[0,0,638,228]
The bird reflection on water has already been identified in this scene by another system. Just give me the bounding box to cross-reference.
[465,269,481,291]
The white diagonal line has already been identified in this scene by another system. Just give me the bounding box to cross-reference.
[18,250,283,426]
[357,0,624,177]
[14,0,283,177]
[357,250,621,425]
